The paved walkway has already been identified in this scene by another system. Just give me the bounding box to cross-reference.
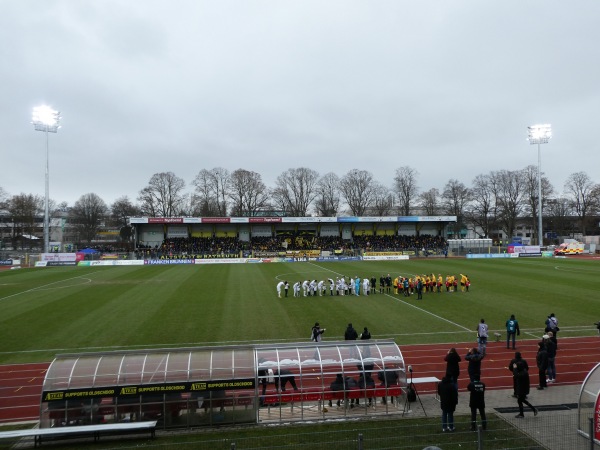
[406,383,591,450]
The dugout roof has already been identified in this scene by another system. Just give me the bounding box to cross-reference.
[42,341,405,398]
[41,346,256,402]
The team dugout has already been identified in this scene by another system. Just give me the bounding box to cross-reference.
[40,341,406,430]
[129,216,456,259]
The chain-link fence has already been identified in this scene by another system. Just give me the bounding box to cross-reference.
[14,413,596,450]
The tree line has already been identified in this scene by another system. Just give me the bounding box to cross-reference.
[1,166,599,244]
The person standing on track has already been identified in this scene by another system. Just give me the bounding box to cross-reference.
[465,347,484,382]
[311,322,326,342]
[344,323,358,341]
[444,347,461,391]
[477,319,489,357]
[544,333,557,383]
[508,351,528,397]
[506,314,520,349]
[536,341,549,390]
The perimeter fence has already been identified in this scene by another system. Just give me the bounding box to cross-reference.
[17,414,596,450]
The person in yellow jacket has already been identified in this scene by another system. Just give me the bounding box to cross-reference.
[437,274,443,293]
[393,276,399,295]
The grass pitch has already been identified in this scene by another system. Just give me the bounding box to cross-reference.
[0,257,599,364]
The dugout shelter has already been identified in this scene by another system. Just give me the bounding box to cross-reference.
[577,362,600,444]
[39,341,406,430]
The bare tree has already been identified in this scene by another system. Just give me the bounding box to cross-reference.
[111,196,141,228]
[0,186,7,209]
[442,179,471,237]
[111,196,141,243]
[7,193,43,249]
[546,196,574,241]
[70,193,109,243]
[564,171,599,235]
[371,183,394,216]
[492,170,527,240]
[137,172,186,218]
[339,169,377,216]
[393,166,419,215]
[314,172,341,217]
[419,188,441,216]
[229,169,269,216]
[464,174,496,238]
[271,168,319,216]
[192,167,230,217]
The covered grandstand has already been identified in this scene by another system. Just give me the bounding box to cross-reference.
[129,215,456,260]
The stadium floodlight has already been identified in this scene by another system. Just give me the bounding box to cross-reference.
[527,124,552,246]
[32,105,61,254]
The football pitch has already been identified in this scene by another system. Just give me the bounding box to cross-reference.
[0,258,599,365]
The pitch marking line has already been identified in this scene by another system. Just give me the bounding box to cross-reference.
[0,272,101,302]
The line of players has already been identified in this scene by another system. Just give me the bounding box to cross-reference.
[277,273,471,298]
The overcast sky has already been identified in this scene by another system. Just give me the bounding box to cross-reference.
[2,1,599,209]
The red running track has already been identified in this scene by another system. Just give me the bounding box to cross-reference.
[0,337,598,423]
[400,336,600,395]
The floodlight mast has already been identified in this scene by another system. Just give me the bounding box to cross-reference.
[32,106,60,254]
[527,124,552,246]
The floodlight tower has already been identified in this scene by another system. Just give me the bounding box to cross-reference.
[527,124,552,246]
[32,105,61,254]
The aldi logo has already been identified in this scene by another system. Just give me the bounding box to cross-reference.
[120,387,138,395]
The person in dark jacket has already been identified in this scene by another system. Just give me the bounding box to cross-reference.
[508,352,528,397]
[329,374,345,407]
[359,327,372,357]
[536,342,549,390]
[465,347,484,382]
[467,375,486,431]
[378,369,399,405]
[438,375,458,432]
[344,323,358,340]
[444,347,461,391]
[544,332,557,383]
[513,360,538,418]
[357,370,376,406]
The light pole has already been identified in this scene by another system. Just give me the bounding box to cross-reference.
[527,124,551,246]
[32,105,60,254]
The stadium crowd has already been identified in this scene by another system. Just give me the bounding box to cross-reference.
[134,234,448,260]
